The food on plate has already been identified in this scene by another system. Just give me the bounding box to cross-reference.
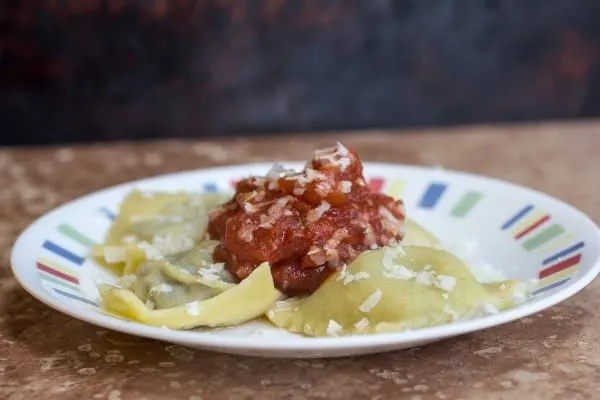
[207,143,405,295]
[267,246,527,336]
[93,143,534,336]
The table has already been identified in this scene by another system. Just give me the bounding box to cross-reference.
[2,121,599,399]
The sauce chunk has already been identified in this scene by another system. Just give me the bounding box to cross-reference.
[207,143,406,295]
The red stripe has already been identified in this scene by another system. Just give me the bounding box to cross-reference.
[539,254,581,279]
[514,215,551,239]
[369,178,385,193]
[37,262,79,284]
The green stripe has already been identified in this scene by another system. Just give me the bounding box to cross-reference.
[523,224,565,251]
[40,273,80,292]
[58,224,96,247]
[451,191,483,217]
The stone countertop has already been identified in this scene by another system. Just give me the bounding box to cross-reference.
[1,121,599,400]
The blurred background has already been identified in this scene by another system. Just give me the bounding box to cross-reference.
[2,0,600,146]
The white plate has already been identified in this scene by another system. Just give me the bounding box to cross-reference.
[11,163,600,358]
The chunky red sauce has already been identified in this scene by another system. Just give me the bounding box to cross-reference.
[207,143,406,295]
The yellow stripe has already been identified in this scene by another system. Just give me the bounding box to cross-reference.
[510,211,545,235]
[385,179,405,199]
[38,257,77,277]
[535,233,576,256]
[539,265,578,286]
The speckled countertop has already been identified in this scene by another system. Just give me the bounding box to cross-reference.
[2,122,600,400]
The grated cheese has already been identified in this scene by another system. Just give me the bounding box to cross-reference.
[137,241,164,260]
[119,274,137,288]
[340,180,352,193]
[153,283,173,293]
[266,163,294,180]
[293,187,305,196]
[383,264,415,280]
[382,245,414,280]
[315,182,331,196]
[305,168,327,182]
[244,202,259,214]
[326,319,343,336]
[198,263,227,282]
[238,225,254,243]
[185,301,201,316]
[354,317,370,332]
[306,201,331,223]
[435,275,457,292]
[415,270,434,286]
[152,233,195,255]
[359,289,382,313]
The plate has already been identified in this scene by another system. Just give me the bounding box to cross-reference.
[11,163,600,358]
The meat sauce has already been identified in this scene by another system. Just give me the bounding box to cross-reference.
[207,143,406,295]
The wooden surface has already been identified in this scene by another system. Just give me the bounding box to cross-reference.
[1,121,600,399]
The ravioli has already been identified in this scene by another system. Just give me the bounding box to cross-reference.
[267,245,526,336]
[99,262,280,329]
[92,190,229,272]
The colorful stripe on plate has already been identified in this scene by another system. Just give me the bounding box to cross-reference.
[501,204,585,294]
[451,191,483,218]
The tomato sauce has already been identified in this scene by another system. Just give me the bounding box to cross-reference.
[207,143,406,295]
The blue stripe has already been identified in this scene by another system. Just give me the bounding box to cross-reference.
[418,183,447,209]
[53,288,98,307]
[501,205,534,230]
[203,182,218,192]
[532,278,571,296]
[542,241,585,265]
[99,207,116,221]
[42,241,85,266]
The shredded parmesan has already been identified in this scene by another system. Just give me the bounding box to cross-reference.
[185,301,201,316]
[326,319,343,336]
[238,225,254,243]
[198,263,227,281]
[383,263,415,280]
[315,182,331,196]
[354,317,370,331]
[244,202,259,214]
[379,206,401,234]
[305,168,327,182]
[152,233,195,255]
[435,275,457,292]
[137,241,163,260]
[266,163,294,179]
[359,289,382,313]
[381,245,414,280]
[306,201,331,222]
[314,143,352,171]
[340,180,352,193]
[153,283,173,293]
[293,187,305,196]
[415,270,435,286]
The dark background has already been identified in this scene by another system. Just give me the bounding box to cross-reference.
[2,0,600,146]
